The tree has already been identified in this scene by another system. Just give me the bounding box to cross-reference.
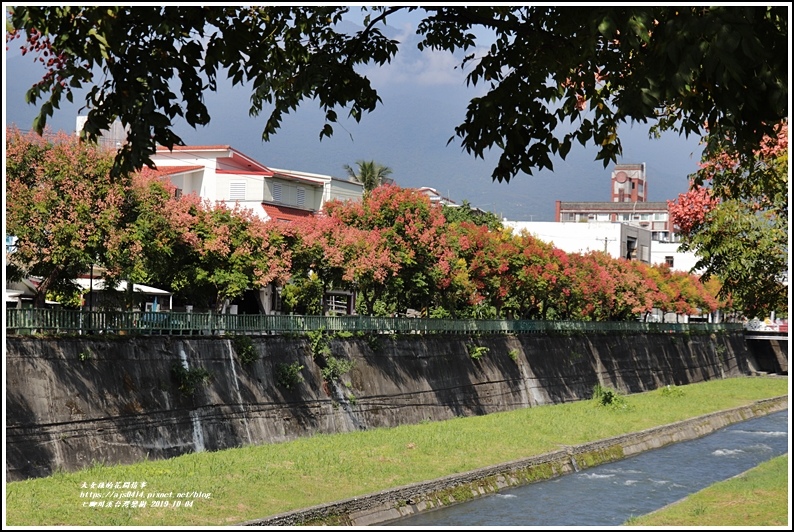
[442,200,503,231]
[286,214,398,315]
[343,160,393,193]
[324,184,452,315]
[102,167,200,299]
[669,121,788,318]
[7,6,786,181]
[5,127,123,307]
[173,203,294,311]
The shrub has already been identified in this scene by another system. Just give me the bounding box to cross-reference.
[468,344,489,361]
[232,335,259,364]
[320,355,354,383]
[275,361,305,389]
[659,384,685,398]
[172,364,212,396]
[307,328,332,359]
[592,383,631,410]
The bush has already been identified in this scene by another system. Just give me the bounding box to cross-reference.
[307,328,332,359]
[232,335,259,364]
[172,364,212,396]
[659,384,685,398]
[468,344,489,361]
[275,361,305,389]
[320,355,354,383]
[592,383,631,410]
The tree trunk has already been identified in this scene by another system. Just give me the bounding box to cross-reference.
[33,265,63,308]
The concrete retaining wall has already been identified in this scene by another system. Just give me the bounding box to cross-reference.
[5,330,752,481]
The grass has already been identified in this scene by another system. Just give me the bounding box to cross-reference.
[4,376,788,526]
[624,453,790,526]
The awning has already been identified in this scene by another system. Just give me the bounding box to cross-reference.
[72,279,171,295]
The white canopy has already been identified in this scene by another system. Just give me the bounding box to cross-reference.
[72,279,171,295]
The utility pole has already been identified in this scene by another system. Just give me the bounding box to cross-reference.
[598,237,616,253]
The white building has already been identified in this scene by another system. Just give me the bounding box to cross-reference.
[148,145,364,222]
[503,221,653,263]
[650,241,703,272]
[503,220,702,272]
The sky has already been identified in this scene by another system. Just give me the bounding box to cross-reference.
[3,6,707,222]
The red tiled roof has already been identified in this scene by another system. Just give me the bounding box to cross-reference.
[156,145,231,152]
[261,203,315,222]
[155,145,272,174]
[216,169,273,176]
[149,165,205,176]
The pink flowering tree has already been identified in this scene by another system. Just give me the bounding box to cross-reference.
[174,203,294,311]
[285,214,398,315]
[5,127,122,307]
[444,222,520,318]
[670,120,788,318]
[324,185,453,316]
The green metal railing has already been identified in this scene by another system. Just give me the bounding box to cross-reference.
[5,308,744,337]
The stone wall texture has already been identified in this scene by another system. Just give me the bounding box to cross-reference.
[6,329,753,481]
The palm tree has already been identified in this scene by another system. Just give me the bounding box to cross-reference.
[343,160,394,193]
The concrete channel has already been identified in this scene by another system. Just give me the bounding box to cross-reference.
[239,395,788,526]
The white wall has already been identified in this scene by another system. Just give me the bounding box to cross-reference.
[504,220,701,272]
[503,221,624,258]
[650,242,702,273]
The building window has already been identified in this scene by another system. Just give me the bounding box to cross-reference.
[297,186,305,207]
[665,256,674,267]
[174,188,182,200]
[229,181,246,201]
[273,182,282,203]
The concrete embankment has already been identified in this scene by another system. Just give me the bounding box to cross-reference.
[6,329,754,481]
[240,395,788,526]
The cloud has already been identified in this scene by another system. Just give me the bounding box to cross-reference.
[361,21,487,89]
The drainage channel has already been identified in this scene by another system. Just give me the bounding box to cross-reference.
[383,408,789,526]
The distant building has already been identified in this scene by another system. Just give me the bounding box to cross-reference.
[148,145,364,222]
[415,187,459,207]
[554,163,678,243]
[610,163,648,203]
[501,162,701,272]
[555,200,677,243]
[503,221,653,264]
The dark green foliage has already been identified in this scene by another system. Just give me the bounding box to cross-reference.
[9,6,786,181]
[592,383,630,410]
[274,361,305,389]
[343,160,394,193]
[320,356,354,383]
[442,201,503,231]
[171,364,212,396]
[232,335,259,365]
